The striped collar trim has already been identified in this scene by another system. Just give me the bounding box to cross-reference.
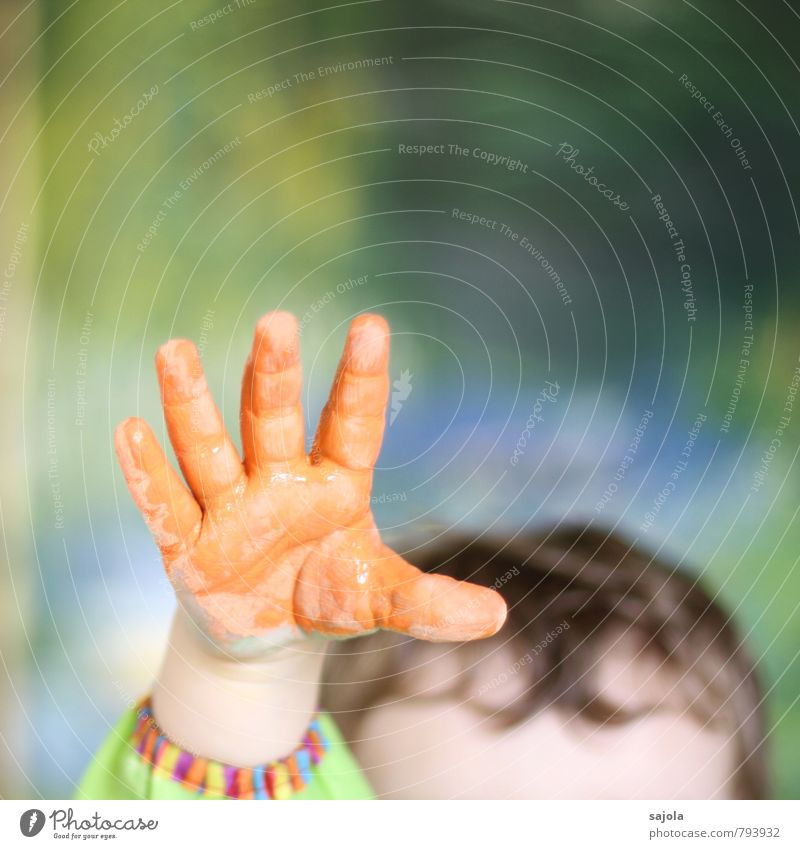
[130,697,328,799]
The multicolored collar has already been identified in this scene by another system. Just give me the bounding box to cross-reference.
[130,697,328,799]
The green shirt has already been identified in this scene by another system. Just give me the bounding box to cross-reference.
[77,705,373,800]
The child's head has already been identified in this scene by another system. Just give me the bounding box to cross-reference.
[323,525,767,798]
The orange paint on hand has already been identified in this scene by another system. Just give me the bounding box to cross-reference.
[115,312,507,651]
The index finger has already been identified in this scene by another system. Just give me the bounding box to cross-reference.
[311,314,390,470]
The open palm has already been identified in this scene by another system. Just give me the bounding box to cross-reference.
[115,312,506,652]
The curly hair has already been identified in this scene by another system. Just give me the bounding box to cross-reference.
[322,524,768,798]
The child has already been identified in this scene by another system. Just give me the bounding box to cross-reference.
[78,312,765,799]
[79,311,504,800]
[323,527,767,798]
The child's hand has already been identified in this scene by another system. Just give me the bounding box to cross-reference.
[115,312,506,654]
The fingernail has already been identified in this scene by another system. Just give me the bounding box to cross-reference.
[157,340,206,397]
[348,318,388,373]
[255,311,299,371]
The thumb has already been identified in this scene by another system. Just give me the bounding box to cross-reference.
[374,551,507,642]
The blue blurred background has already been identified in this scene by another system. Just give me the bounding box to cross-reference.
[1,0,798,798]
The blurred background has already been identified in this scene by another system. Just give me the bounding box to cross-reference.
[1,0,799,798]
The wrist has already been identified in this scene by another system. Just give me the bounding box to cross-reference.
[152,606,327,766]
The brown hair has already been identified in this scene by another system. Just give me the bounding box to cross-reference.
[322,524,768,798]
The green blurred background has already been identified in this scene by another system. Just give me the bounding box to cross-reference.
[1,0,799,798]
